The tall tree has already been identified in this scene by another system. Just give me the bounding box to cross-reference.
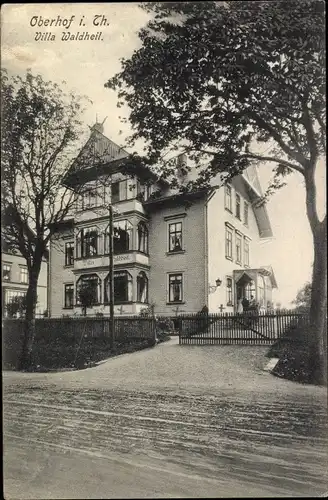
[1,69,88,369]
[106,0,326,383]
[77,281,97,317]
[293,282,312,313]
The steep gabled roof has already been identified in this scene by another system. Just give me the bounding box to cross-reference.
[241,166,273,239]
[63,129,163,188]
[242,165,263,197]
[67,129,129,177]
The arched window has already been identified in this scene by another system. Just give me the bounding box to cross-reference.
[104,220,133,254]
[137,272,148,303]
[104,271,133,303]
[76,227,99,258]
[76,274,101,305]
[137,222,149,253]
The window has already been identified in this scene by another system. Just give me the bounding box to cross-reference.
[80,185,106,210]
[137,222,149,253]
[244,202,249,226]
[64,284,74,308]
[137,272,148,303]
[258,276,265,307]
[2,263,11,281]
[77,227,99,258]
[119,180,128,201]
[4,290,26,318]
[169,222,183,252]
[76,274,101,305]
[226,277,233,305]
[20,266,28,284]
[244,238,250,267]
[81,189,92,209]
[104,271,133,303]
[106,220,133,254]
[225,227,233,259]
[137,182,150,202]
[236,193,241,219]
[235,234,242,264]
[65,242,74,266]
[111,182,120,203]
[225,185,232,211]
[245,281,256,300]
[168,273,183,303]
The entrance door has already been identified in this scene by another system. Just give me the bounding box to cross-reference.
[236,284,244,302]
[235,275,256,312]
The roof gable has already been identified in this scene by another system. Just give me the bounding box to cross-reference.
[68,129,129,177]
[242,165,263,196]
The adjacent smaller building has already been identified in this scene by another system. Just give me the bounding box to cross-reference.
[1,250,48,317]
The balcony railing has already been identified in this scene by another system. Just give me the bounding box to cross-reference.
[73,251,149,270]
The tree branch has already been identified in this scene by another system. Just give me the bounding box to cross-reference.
[248,110,309,169]
[242,152,304,174]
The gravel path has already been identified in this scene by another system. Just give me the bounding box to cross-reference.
[3,338,328,498]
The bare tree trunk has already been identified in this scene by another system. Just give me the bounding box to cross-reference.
[303,163,327,385]
[19,270,39,370]
[310,220,327,385]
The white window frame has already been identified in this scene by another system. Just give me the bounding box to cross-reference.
[225,225,233,260]
[64,283,74,309]
[164,214,186,253]
[235,232,242,264]
[226,276,233,306]
[19,266,29,284]
[168,221,183,252]
[2,263,12,281]
[244,237,250,267]
[225,184,232,212]
[167,272,184,303]
[235,193,241,220]
[244,201,249,226]
[65,241,75,266]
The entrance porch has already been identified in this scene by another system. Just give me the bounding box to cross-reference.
[233,267,277,313]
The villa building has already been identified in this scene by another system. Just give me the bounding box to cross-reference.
[2,247,48,318]
[48,123,277,317]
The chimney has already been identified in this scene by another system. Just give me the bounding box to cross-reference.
[176,153,188,182]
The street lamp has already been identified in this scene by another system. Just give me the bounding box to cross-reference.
[208,278,222,294]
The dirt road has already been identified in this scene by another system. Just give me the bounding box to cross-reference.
[3,338,327,498]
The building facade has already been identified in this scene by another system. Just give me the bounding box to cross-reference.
[48,126,277,317]
[2,251,48,317]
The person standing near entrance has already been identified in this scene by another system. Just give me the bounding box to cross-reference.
[237,298,243,314]
[242,296,249,312]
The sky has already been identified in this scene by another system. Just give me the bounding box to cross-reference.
[1,3,326,307]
